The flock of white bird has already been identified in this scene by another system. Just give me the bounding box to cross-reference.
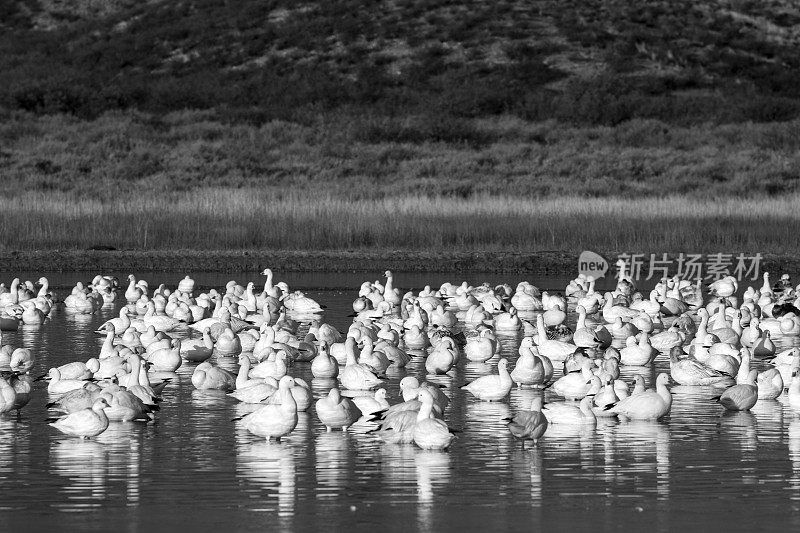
[1,265,800,453]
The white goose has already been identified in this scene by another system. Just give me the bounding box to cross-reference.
[49,398,111,439]
[412,389,455,450]
[339,337,384,390]
[606,373,672,420]
[510,343,546,388]
[619,333,657,366]
[315,387,360,431]
[534,314,576,362]
[464,329,498,362]
[191,361,236,391]
[542,395,597,425]
[238,376,298,442]
[311,341,339,379]
[460,358,513,401]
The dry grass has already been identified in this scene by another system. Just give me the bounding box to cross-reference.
[2,190,797,255]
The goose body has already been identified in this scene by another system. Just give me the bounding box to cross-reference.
[425,337,457,375]
[542,395,597,425]
[606,373,672,420]
[0,377,17,414]
[464,329,497,362]
[412,389,455,450]
[506,396,548,446]
[46,382,104,414]
[315,388,360,431]
[460,358,513,401]
[551,360,595,400]
[311,342,339,379]
[191,362,236,391]
[719,369,758,411]
[669,348,734,387]
[534,314,577,362]
[240,376,299,441]
[339,337,384,390]
[49,398,110,439]
[620,333,657,366]
[510,344,546,388]
[46,368,91,395]
[180,328,215,363]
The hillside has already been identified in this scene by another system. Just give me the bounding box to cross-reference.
[3,0,800,124]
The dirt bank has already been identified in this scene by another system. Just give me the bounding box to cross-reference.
[0,249,576,274]
[1,249,799,277]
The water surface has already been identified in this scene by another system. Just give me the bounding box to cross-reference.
[1,271,799,532]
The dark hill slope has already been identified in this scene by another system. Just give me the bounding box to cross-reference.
[3,0,800,124]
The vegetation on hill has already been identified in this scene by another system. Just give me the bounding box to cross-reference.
[2,0,800,255]
[3,0,800,125]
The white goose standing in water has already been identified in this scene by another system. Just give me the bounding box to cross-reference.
[49,398,111,439]
[237,376,298,442]
[461,358,513,401]
[606,373,672,420]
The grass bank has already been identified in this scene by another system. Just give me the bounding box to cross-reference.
[1,190,797,255]
[2,110,799,198]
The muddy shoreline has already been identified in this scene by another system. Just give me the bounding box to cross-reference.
[1,249,799,278]
[0,249,576,274]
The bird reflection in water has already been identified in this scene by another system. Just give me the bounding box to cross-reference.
[415,449,451,532]
[750,400,784,444]
[789,419,800,502]
[0,418,29,479]
[719,410,758,488]
[235,440,296,521]
[315,431,351,500]
[50,422,143,512]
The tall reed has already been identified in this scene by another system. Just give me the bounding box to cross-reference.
[1,190,797,254]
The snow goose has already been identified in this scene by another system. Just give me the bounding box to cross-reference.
[311,341,339,379]
[95,307,131,336]
[49,398,110,439]
[262,377,312,412]
[425,337,457,375]
[0,376,16,414]
[534,314,576,362]
[359,337,391,374]
[460,358,512,401]
[46,382,104,414]
[238,376,298,442]
[505,395,548,447]
[668,347,734,387]
[98,388,156,422]
[464,328,497,363]
[339,337,384,391]
[412,389,455,450]
[249,350,289,380]
[180,328,214,362]
[352,388,390,417]
[495,307,522,332]
[315,387,360,431]
[602,292,639,322]
[510,343,546,388]
[606,373,672,420]
[620,333,657,366]
[551,359,596,400]
[542,395,597,425]
[191,361,236,391]
[46,368,91,395]
[717,369,758,411]
[145,338,182,372]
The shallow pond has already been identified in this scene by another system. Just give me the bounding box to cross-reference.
[1,271,800,532]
